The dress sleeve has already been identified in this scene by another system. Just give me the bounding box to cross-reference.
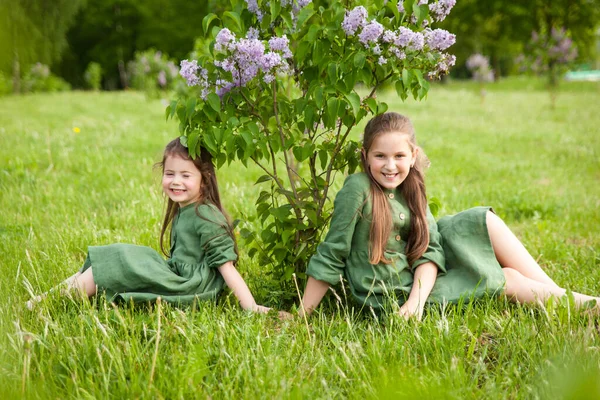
[195,204,238,269]
[411,205,446,273]
[306,174,368,285]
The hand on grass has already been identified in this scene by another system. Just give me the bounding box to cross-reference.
[253,305,293,320]
[398,299,424,321]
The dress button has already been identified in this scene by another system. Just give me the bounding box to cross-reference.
[399,213,405,220]
[388,193,395,199]
[395,235,401,241]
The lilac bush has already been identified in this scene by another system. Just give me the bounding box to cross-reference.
[518,27,578,88]
[169,0,457,292]
[128,49,180,97]
[466,53,494,83]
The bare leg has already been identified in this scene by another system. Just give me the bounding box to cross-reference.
[487,211,560,288]
[503,267,600,308]
[26,268,97,309]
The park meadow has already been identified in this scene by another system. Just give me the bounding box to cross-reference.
[1,79,600,399]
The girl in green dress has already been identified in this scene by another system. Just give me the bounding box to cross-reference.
[300,112,600,319]
[27,138,274,314]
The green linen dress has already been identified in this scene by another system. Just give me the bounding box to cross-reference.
[80,202,237,304]
[306,173,506,310]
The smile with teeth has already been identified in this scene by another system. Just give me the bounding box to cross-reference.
[383,173,398,178]
[170,188,186,194]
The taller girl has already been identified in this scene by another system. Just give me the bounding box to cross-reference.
[301,112,599,319]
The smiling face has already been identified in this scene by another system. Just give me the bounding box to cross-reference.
[161,155,203,207]
[366,131,418,189]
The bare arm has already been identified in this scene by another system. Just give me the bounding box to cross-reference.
[398,261,438,320]
[218,261,269,313]
[299,277,331,317]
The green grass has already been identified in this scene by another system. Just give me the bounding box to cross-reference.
[1,81,600,399]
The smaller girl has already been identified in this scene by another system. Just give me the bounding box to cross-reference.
[300,112,600,319]
[27,138,273,313]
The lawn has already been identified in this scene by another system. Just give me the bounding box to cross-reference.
[1,80,599,399]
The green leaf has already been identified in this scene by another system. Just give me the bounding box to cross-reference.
[270,0,281,20]
[365,97,377,113]
[326,97,339,128]
[188,131,200,158]
[222,11,242,33]
[327,63,337,85]
[255,175,272,184]
[202,13,219,36]
[402,68,413,89]
[314,86,324,108]
[378,101,388,114]
[296,41,311,64]
[247,121,259,136]
[186,97,196,123]
[354,52,366,69]
[318,149,328,169]
[344,92,360,117]
[395,80,405,98]
[306,24,320,42]
[206,93,221,113]
[292,146,304,162]
[413,69,425,86]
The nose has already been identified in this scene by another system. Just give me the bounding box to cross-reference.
[385,157,395,170]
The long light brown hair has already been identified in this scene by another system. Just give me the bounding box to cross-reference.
[157,138,235,257]
[360,112,430,265]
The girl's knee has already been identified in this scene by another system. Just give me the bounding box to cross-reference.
[486,210,503,229]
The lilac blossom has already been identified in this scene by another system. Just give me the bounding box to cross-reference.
[245,0,263,22]
[157,70,167,87]
[429,0,456,22]
[246,27,260,40]
[297,0,312,7]
[358,20,384,44]
[424,28,455,51]
[466,53,494,82]
[378,56,388,65]
[342,6,368,36]
[263,73,275,84]
[269,35,293,58]
[397,2,405,13]
[390,46,406,60]
[428,53,456,79]
[382,30,397,43]
[215,28,236,52]
[180,60,201,86]
[261,52,283,70]
[167,61,179,78]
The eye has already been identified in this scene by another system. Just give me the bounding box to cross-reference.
[374,154,384,159]
[164,172,174,176]
[183,174,191,178]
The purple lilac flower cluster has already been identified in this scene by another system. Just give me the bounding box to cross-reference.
[342,6,455,74]
[245,0,312,22]
[429,0,456,22]
[548,28,578,64]
[180,60,210,98]
[518,28,578,74]
[181,28,294,97]
[427,53,456,79]
[466,53,494,82]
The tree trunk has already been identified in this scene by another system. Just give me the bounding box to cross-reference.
[12,51,20,94]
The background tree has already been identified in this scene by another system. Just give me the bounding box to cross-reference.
[57,0,226,89]
[441,0,599,77]
[0,0,84,93]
